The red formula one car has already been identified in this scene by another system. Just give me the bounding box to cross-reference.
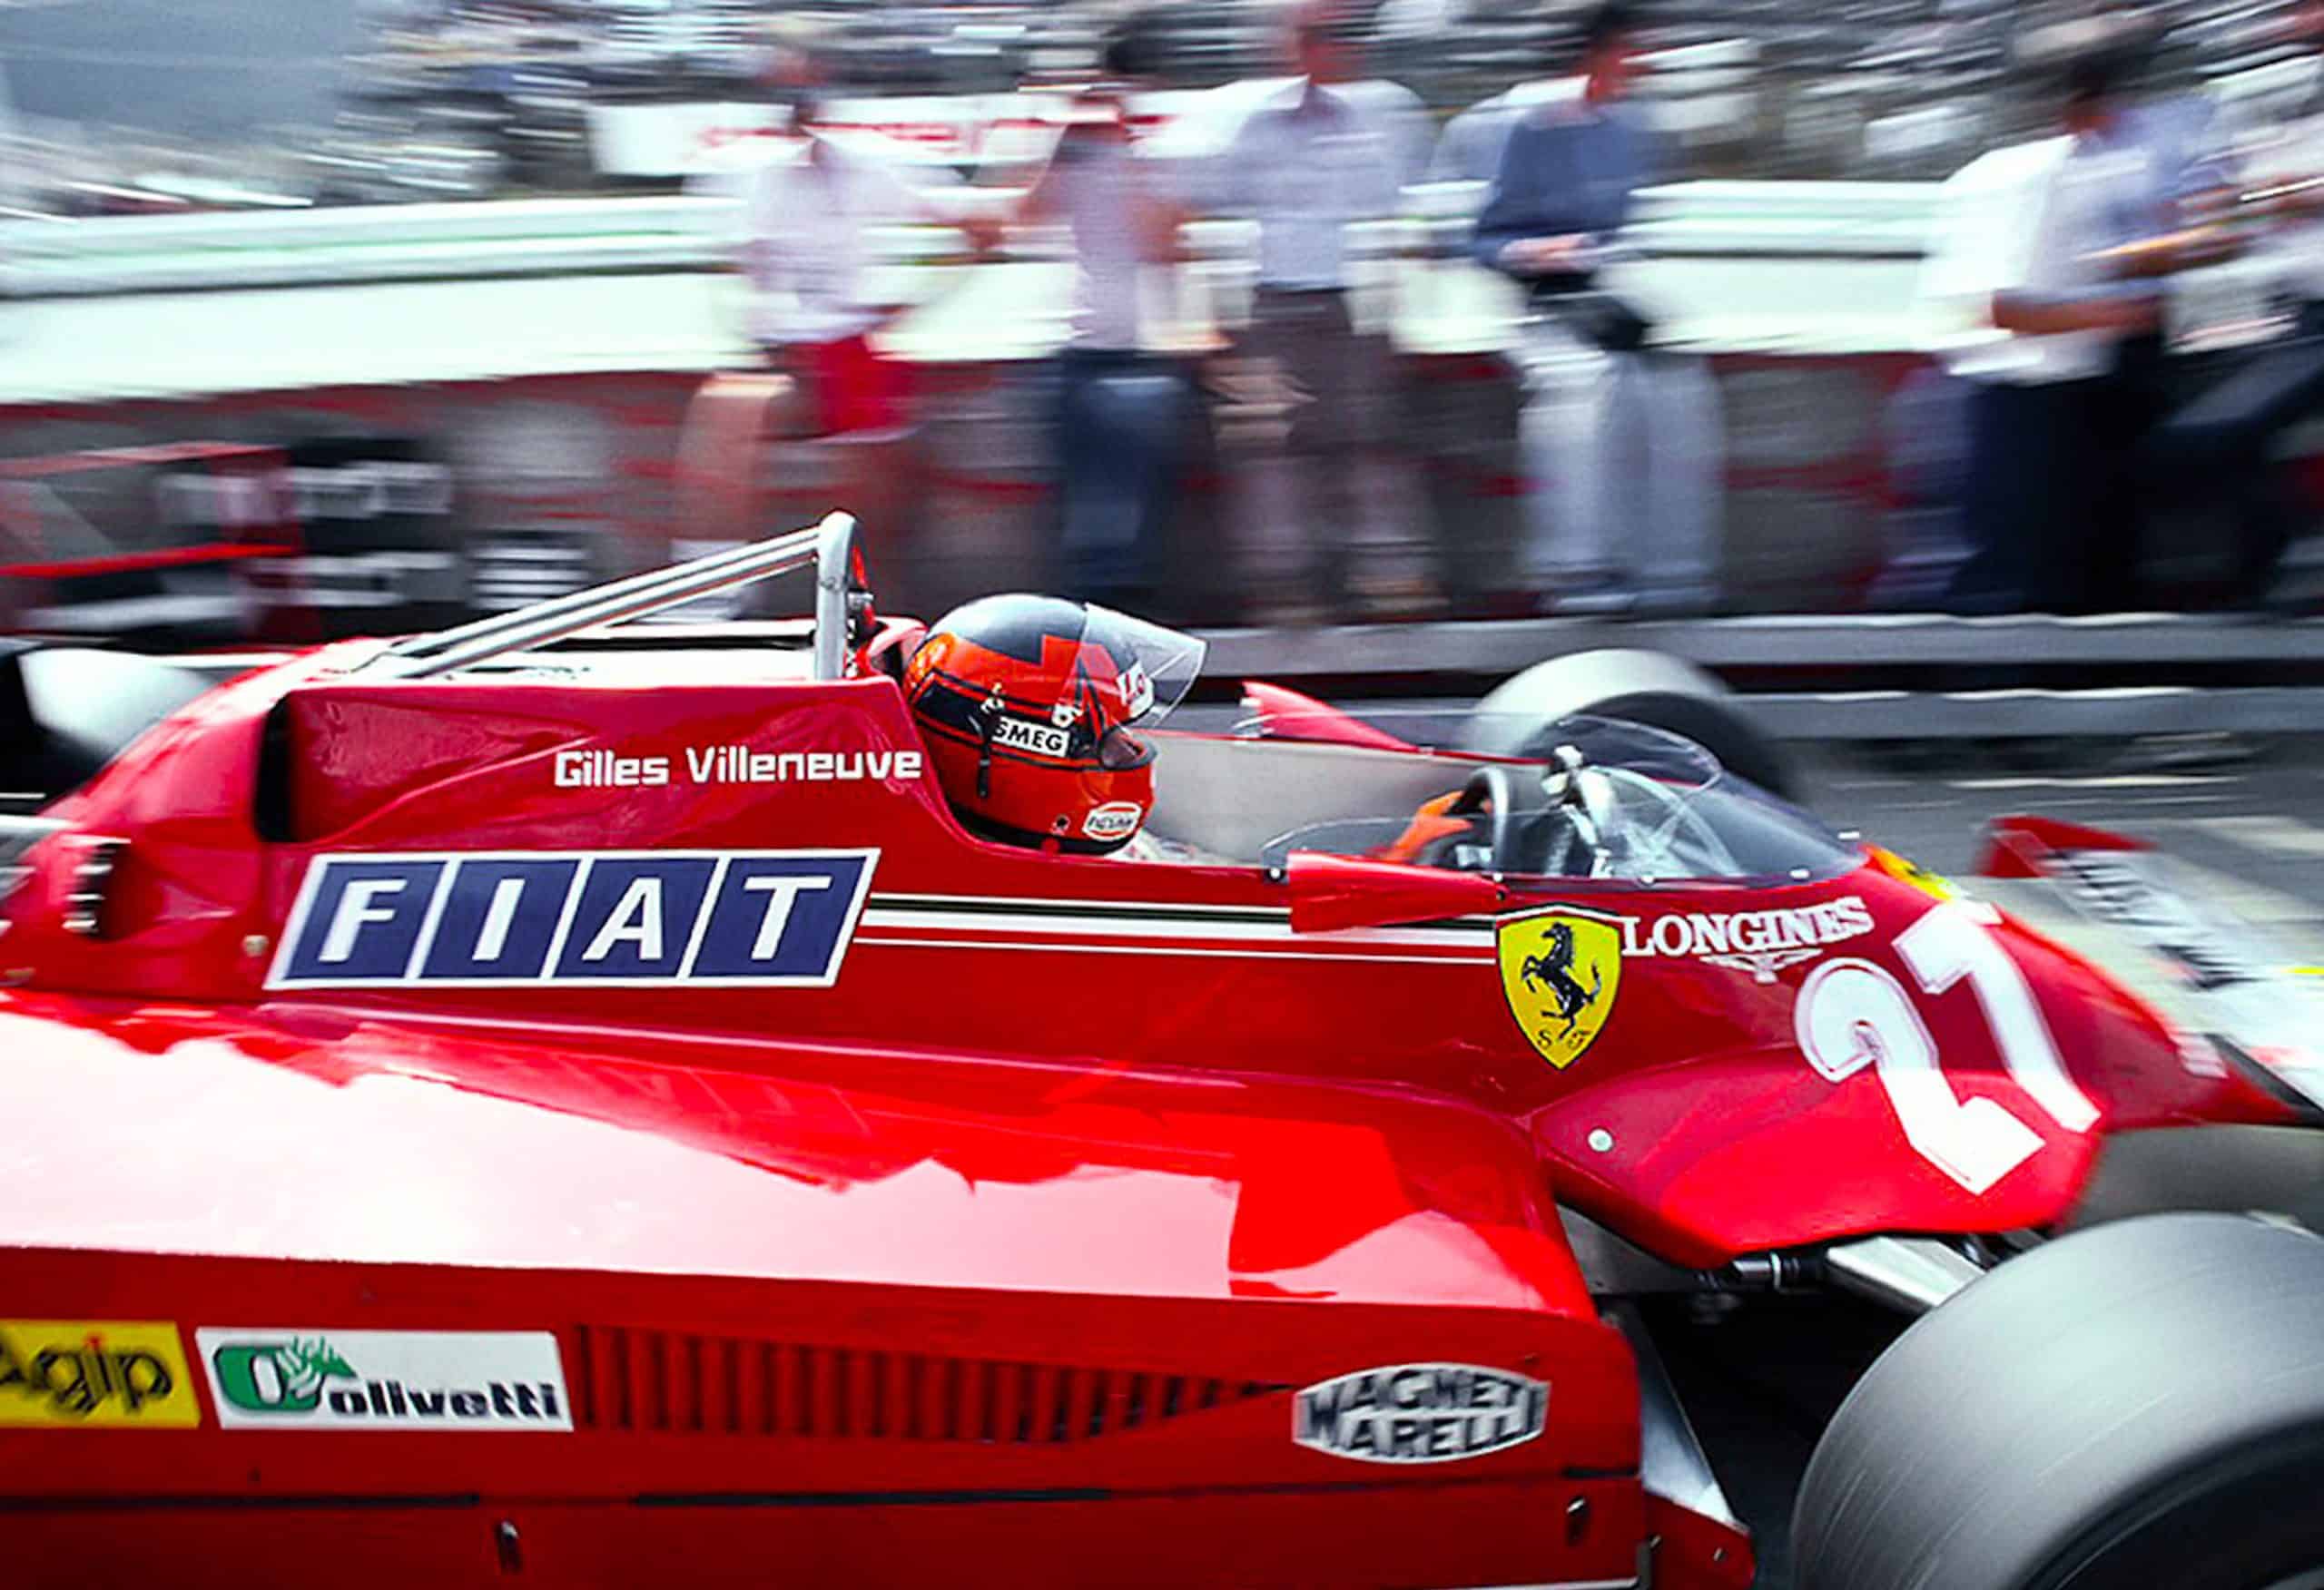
[7,516,2324,1590]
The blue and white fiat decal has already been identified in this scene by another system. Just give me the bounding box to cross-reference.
[267,849,878,989]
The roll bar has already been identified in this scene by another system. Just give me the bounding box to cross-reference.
[367,512,862,682]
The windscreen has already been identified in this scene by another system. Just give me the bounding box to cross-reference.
[1248,713,1859,884]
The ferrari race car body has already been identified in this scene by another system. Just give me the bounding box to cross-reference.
[7,517,2324,1590]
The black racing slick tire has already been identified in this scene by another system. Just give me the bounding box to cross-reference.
[1792,1213,2324,1590]
[1462,649,1795,799]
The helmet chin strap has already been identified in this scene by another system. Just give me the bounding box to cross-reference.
[974,684,1006,800]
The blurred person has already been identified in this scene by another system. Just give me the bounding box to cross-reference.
[1208,0,1428,622]
[1917,46,2224,613]
[1473,1,1721,616]
[2230,2,2324,337]
[1005,15,1196,610]
[2024,8,2238,204]
[2089,10,2249,609]
[734,23,997,531]
[2128,1,2324,608]
[2008,13,2280,611]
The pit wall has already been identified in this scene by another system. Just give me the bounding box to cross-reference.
[0,348,1933,643]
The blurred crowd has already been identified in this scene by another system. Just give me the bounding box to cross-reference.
[719,0,2324,618]
[724,1,1729,620]
[12,0,2324,623]
[1912,6,2324,614]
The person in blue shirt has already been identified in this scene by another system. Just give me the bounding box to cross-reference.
[1473,1,1722,615]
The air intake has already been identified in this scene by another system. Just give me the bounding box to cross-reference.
[569,1327,1285,1442]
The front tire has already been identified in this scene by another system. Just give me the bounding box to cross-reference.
[1793,1213,2324,1590]
[1462,648,1795,798]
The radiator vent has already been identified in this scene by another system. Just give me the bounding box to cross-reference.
[568,1327,1285,1441]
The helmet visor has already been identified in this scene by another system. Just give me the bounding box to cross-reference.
[1078,605,1207,731]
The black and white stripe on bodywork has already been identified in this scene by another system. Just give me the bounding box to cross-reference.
[855,892,1498,964]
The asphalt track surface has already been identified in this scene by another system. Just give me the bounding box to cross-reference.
[1799,736,2324,922]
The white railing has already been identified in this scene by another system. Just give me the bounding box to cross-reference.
[0,181,1945,298]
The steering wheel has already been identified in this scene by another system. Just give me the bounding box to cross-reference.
[1447,764,1521,875]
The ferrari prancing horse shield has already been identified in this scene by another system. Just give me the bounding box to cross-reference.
[1497,910,1621,1069]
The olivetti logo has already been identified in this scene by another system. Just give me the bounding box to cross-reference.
[268,849,876,988]
[198,1330,570,1432]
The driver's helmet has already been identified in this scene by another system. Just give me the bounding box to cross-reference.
[903,594,1206,853]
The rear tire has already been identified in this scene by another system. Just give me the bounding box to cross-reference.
[1792,1213,2324,1590]
[1462,648,1795,798]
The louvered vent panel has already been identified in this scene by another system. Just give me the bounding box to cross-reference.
[570,1327,1285,1441]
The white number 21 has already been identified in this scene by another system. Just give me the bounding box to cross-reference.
[1793,903,2099,1193]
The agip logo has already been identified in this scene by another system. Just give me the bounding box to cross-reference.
[269,849,876,989]
[1496,908,1621,1069]
[0,1320,201,1428]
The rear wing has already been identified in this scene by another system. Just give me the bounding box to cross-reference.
[1976,813,2324,1114]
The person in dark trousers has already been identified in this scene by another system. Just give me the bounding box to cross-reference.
[1921,47,2217,613]
[1472,2,1722,615]
[1209,0,1426,622]
[1008,17,1194,610]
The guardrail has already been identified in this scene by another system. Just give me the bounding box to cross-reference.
[1626,180,1942,259]
[0,181,1945,299]
[1193,612,2324,677]
[0,196,733,298]
[1188,613,2324,740]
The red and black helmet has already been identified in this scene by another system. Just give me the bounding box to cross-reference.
[904,594,1205,853]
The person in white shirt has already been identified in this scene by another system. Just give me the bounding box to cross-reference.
[1210,0,1427,621]
[740,34,994,437]
[714,26,998,565]
[1918,48,2189,612]
[1006,16,1195,609]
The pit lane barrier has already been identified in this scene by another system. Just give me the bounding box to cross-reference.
[1187,612,2324,740]
[173,611,2324,741]
[1174,684,2324,742]
[1193,612,2324,674]
[0,182,1940,299]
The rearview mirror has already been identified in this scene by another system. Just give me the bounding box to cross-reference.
[1285,850,1507,934]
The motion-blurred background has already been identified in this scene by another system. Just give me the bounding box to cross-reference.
[2,0,2322,707]
[0,0,2299,200]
